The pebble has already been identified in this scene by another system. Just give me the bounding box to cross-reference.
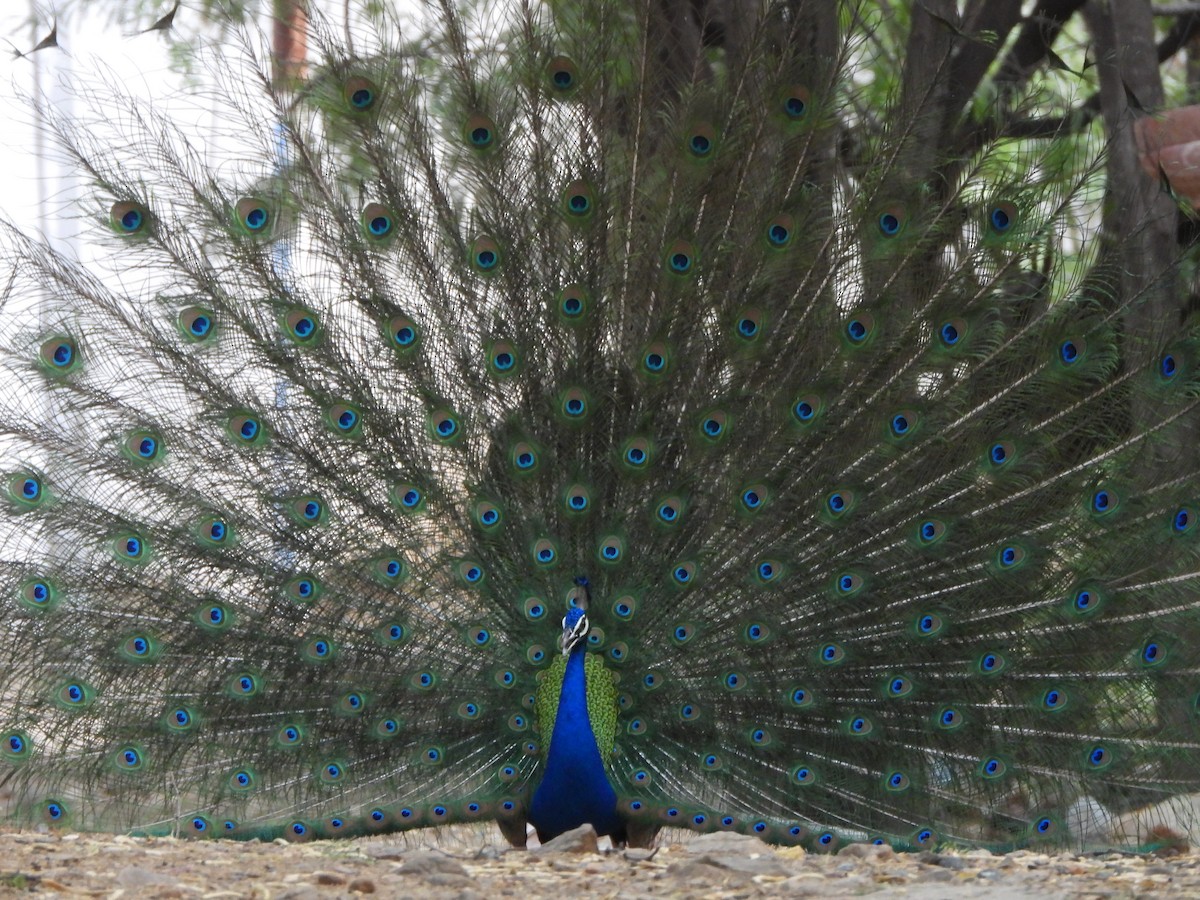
[0,825,1196,897]
[919,867,955,881]
[838,842,894,861]
[623,847,657,862]
[116,865,183,889]
[399,850,471,876]
[531,823,600,854]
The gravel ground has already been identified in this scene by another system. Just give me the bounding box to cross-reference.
[0,825,1196,897]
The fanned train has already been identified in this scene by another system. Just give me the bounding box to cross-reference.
[1,0,1200,852]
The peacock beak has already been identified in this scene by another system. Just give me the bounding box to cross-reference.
[560,615,588,655]
[559,627,578,655]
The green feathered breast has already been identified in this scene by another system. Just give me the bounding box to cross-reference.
[535,653,619,763]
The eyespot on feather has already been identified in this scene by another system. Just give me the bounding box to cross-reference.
[986,200,1018,236]
[874,204,907,238]
[341,75,380,112]
[489,341,519,377]
[282,309,320,345]
[765,213,795,249]
[429,409,462,444]
[470,235,502,274]
[640,342,670,377]
[664,239,697,276]
[327,403,362,437]
[562,179,597,223]
[684,122,717,159]
[111,201,150,236]
[361,203,395,242]
[546,56,579,94]
[386,315,421,355]
[734,308,764,343]
[556,283,590,321]
[234,197,272,236]
[779,84,811,126]
[621,437,653,471]
[289,496,327,526]
[511,441,539,472]
[463,113,496,149]
[178,307,216,343]
[38,336,80,376]
[227,413,269,448]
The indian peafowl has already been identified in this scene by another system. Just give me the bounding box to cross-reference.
[2,0,1200,853]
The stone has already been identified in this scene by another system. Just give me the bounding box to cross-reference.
[692,853,789,877]
[399,851,471,877]
[624,847,658,862]
[666,859,746,884]
[685,831,774,855]
[925,853,967,870]
[531,824,600,854]
[838,842,895,861]
[917,867,955,882]
[116,866,181,890]
[363,843,406,861]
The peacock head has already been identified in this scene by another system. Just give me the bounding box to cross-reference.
[560,607,589,656]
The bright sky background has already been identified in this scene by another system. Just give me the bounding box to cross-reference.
[0,1,428,257]
[0,6,186,250]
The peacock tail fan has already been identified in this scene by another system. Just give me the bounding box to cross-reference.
[0,0,1198,853]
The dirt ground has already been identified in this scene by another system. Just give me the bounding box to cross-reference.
[0,824,1197,898]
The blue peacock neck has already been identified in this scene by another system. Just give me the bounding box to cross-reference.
[528,612,621,842]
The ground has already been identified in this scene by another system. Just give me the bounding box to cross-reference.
[0,825,1197,897]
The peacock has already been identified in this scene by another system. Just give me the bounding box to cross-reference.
[3,0,1200,854]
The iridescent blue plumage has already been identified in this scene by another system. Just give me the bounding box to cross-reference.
[528,608,622,842]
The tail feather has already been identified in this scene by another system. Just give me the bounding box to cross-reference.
[0,0,1196,850]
